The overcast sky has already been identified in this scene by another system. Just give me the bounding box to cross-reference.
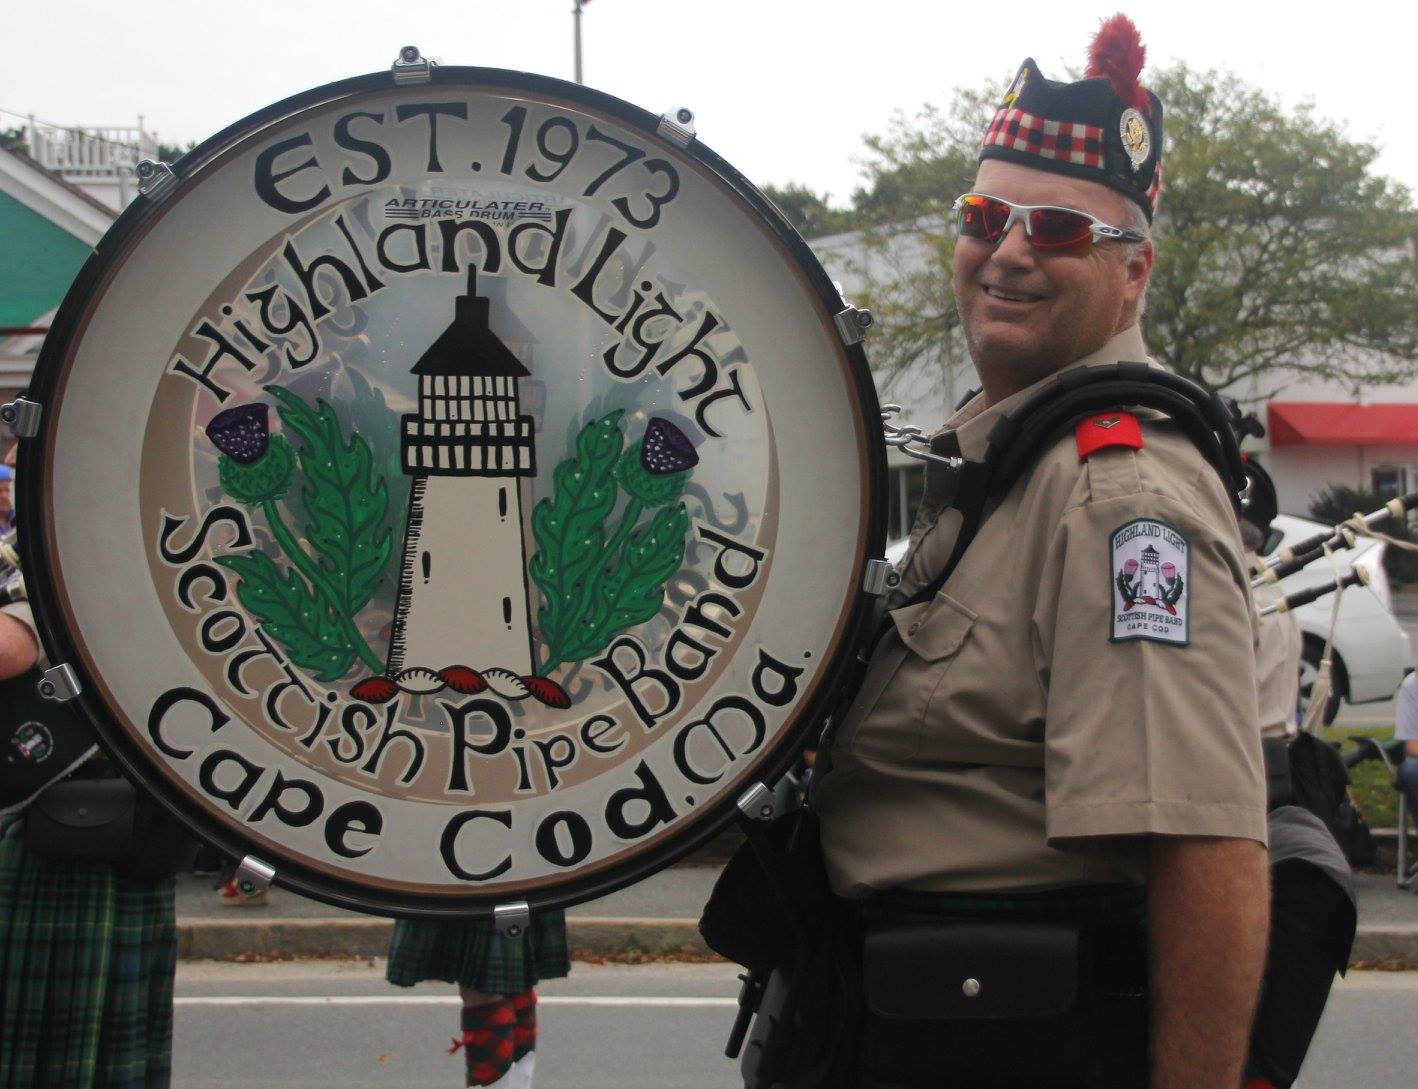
[5,0,1415,205]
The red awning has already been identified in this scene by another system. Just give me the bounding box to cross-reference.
[1268,402,1418,447]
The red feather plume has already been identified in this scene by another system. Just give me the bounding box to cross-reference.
[1085,13,1151,114]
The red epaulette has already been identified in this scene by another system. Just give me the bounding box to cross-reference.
[1075,412,1144,458]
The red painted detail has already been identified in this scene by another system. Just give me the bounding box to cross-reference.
[524,676,571,709]
[1075,411,1143,458]
[350,676,398,703]
[1268,402,1418,446]
[440,666,487,694]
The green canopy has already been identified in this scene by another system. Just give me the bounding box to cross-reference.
[0,190,92,328]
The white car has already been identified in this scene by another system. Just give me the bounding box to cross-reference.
[1266,513,1411,723]
[884,512,1411,723]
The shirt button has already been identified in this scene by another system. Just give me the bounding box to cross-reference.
[962,978,982,998]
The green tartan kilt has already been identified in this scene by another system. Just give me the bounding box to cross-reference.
[386,909,570,994]
[0,815,177,1089]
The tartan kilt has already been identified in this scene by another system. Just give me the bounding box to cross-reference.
[386,909,570,994]
[0,814,177,1089]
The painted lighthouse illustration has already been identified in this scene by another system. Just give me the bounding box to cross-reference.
[205,267,699,712]
[351,268,566,707]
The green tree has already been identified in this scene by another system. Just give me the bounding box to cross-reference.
[1147,66,1418,395]
[831,65,1418,399]
[0,127,26,152]
[830,91,994,390]
[759,182,852,239]
[156,139,196,164]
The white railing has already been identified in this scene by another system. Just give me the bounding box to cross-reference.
[24,117,157,177]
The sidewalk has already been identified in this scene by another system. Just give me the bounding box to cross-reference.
[177,863,1418,966]
[177,864,721,961]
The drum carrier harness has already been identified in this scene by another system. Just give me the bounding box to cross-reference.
[850,360,1248,701]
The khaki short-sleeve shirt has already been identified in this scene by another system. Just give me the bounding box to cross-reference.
[1252,581,1301,738]
[814,327,1267,898]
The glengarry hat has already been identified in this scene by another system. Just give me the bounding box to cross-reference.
[980,13,1163,221]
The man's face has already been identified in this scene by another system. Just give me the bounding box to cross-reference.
[952,160,1153,400]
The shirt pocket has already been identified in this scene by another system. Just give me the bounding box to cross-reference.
[834,592,978,763]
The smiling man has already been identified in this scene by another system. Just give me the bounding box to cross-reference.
[812,15,1269,1089]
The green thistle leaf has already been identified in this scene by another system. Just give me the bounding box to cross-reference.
[265,385,392,618]
[529,410,625,669]
[562,503,691,664]
[216,552,356,681]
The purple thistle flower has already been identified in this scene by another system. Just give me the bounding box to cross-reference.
[640,418,698,476]
[206,403,270,465]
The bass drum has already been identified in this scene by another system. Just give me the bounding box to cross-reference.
[17,59,886,917]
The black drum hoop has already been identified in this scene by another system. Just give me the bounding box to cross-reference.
[17,63,888,918]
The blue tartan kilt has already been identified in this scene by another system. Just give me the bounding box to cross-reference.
[0,814,177,1089]
[385,910,570,994]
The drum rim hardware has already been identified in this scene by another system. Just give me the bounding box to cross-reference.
[880,404,960,468]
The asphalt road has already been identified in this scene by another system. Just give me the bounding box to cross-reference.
[173,961,1418,1089]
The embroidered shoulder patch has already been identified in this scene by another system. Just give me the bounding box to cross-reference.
[1110,519,1189,645]
[1076,412,1143,458]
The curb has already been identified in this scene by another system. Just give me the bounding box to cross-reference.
[177,916,710,961]
[1349,925,1418,969]
[177,916,1418,968]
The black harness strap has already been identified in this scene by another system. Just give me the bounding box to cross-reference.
[891,364,1246,619]
[815,366,1247,759]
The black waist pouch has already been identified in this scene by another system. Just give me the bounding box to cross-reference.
[861,917,1147,1089]
[25,776,197,879]
[26,777,136,861]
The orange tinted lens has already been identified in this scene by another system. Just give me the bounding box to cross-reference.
[1027,207,1094,248]
[957,195,1010,241]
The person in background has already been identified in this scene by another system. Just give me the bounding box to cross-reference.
[385,911,569,1088]
[0,464,13,532]
[1241,518,1302,738]
[0,500,178,1087]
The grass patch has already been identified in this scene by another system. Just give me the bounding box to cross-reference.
[1321,723,1401,828]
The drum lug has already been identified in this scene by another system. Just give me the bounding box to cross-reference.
[135,160,177,203]
[391,44,435,85]
[494,900,531,938]
[833,305,874,346]
[0,397,42,438]
[657,108,696,148]
[235,854,276,894]
[861,558,901,597]
[736,781,776,822]
[38,663,82,702]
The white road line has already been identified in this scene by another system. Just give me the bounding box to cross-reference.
[176,995,737,1008]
